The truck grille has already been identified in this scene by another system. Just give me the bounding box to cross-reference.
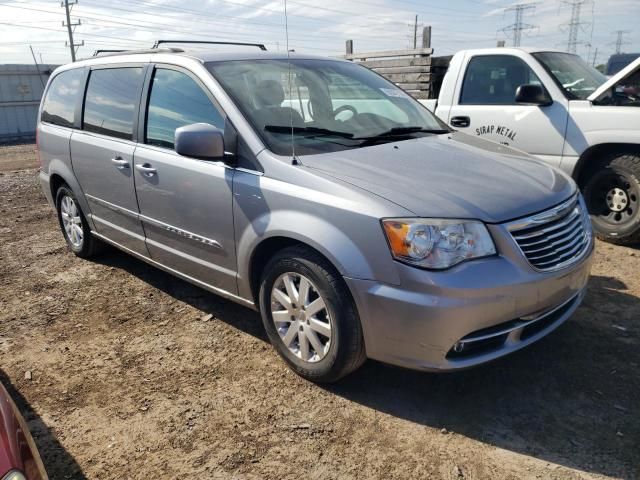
[507,194,591,272]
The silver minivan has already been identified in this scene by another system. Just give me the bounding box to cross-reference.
[37,43,594,382]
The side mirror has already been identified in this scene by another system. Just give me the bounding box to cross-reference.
[175,123,225,160]
[515,84,553,106]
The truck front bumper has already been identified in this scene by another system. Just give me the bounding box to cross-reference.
[345,236,594,372]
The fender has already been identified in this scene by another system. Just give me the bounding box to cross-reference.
[235,209,387,301]
[46,157,97,230]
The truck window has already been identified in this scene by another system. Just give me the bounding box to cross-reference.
[460,55,542,105]
[146,68,224,149]
[533,52,605,100]
[41,68,84,128]
[83,67,143,140]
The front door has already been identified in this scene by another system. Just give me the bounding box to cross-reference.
[70,65,147,255]
[133,65,238,294]
[446,54,569,167]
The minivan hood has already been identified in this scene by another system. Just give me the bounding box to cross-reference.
[300,132,575,223]
[588,56,640,102]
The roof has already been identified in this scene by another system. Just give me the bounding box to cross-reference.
[457,46,568,55]
[80,47,338,64]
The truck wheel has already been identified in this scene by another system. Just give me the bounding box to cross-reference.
[258,246,366,383]
[582,153,640,245]
[55,185,104,258]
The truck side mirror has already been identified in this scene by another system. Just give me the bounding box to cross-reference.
[515,84,553,107]
[175,123,225,161]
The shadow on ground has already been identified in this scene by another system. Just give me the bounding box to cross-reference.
[95,250,640,479]
[0,370,86,480]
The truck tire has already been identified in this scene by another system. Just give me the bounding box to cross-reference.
[55,184,104,258]
[582,152,640,245]
[258,245,366,383]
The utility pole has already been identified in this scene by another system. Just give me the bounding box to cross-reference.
[500,3,537,47]
[613,30,630,54]
[62,0,83,62]
[29,45,45,89]
[406,15,423,49]
[592,46,598,66]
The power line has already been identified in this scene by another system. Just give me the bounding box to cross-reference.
[0,1,405,49]
[500,3,537,47]
[62,0,83,61]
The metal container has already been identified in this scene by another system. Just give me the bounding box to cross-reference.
[0,64,58,143]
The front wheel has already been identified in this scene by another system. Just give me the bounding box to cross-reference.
[258,246,366,383]
[582,153,640,245]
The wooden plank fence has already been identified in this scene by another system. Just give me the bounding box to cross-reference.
[344,27,434,100]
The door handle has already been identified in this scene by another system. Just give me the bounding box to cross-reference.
[450,116,470,128]
[135,163,157,177]
[111,157,129,169]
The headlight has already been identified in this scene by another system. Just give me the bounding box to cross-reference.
[2,471,27,480]
[382,218,496,269]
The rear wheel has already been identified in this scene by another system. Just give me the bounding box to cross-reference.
[582,153,640,245]
[258,246,366,383]
[55,185,103,257]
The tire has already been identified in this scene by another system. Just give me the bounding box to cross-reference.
[55,184,103,258]
[258,246,366,383]
[582,152,640,245]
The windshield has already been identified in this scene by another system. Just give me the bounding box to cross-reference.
[533,52,607,100]
[207,59,447,156]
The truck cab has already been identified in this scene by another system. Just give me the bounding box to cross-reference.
[423,47,640,244]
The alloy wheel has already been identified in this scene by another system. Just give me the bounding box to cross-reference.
[270,272,332,363]
[60,195,84,248]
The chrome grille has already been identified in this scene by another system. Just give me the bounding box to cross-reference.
[507,194,591,272]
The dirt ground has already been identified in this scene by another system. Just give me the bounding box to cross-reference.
[0,144,638,480]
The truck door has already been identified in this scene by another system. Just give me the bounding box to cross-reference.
[446,53,568,167]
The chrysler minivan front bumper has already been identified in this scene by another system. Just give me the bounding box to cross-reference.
[345,223,594,372]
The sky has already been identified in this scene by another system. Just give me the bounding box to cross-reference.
[0,0,638,66]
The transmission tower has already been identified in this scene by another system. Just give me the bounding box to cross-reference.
[500,3,537,47]
[62,0,84,62]
[613,30,631,54]
[561,0,590,54]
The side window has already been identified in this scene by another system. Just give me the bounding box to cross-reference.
[460,55,543,105]
[146,68,224,149]
[83,67,143,140]
[41,68,84,128]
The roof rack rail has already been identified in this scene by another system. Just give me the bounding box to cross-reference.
[86,47,185,59]
[92,49,126,57]
[152,40,267,51]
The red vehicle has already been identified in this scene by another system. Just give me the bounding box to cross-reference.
[0,383,47,480]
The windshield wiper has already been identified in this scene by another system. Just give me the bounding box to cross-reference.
[264,125,354,138]
[353,126,450,145]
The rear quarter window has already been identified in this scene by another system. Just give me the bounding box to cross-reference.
[83,67,143,140]
[41,68,84,128]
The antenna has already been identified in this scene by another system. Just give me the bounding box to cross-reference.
[500,3,537,47]
[283,0,297,164]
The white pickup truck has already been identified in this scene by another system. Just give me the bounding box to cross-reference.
[422,47,640,244]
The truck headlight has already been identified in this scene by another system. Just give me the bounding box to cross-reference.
[382,218,496,269]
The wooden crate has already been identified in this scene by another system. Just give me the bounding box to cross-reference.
[343,32,433,100]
